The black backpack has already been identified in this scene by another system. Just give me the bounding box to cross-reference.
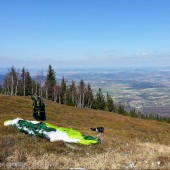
[33,97,44,109]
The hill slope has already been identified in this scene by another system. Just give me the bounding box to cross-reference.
[0,94,170,169]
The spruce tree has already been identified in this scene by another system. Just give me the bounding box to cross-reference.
[129,109,138,117]
[65,86,74,106]
[18,67,26,96]
[84,83,93,108]
[106,92,115,112]
[45,64,56,100]
[0,85,2,94]
[25,70,32,96]
[92,88,106,110]
[60,76,67,104]
[118,104,126,115]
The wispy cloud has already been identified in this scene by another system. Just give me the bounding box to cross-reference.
[135,51,170,59]
[103,49,117,53]
[135,52,151,57]
[102,48,125,59]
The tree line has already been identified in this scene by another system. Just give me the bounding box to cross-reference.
[0,65,115,111]
[0,64,170,123]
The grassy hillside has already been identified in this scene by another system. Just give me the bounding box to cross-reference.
[0,94,170,169]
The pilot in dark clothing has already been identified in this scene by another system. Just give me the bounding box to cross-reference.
[31,95,46,121]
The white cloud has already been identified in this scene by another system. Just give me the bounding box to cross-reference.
[135,52,151,57]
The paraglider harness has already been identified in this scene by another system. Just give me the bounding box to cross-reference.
[32,95,46,121]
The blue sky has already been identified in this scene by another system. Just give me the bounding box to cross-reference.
[0,0,170,69]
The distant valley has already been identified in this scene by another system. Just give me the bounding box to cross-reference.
[57,67,170,117]
[1,67,170,117]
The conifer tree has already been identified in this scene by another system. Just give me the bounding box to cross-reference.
[0,85,2,94]
[60,76,67,104]
[106,92,115,112]
[129,109,138,117]
[25,70,32,96]
[92,88,106,110]
[84,83,93,108]
[18,67,26,96]
[117,104,126,115]
[65,86,74,106]
[45,64,56,100]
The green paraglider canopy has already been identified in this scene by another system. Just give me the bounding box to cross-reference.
[4,118,100,145]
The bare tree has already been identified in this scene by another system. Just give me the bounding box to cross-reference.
[34,68,45,97]
[77,79,85,108]
[70,80,77,106]
[39,68,44,97]
[21,68,26,96]
[18,67,31,96]
[14,69,20,95]
[3,74,10,95]
[2,66,19,96]
[10,66,19,95]
[54,83,61,103]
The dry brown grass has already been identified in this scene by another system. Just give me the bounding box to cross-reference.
[0,94,170,169]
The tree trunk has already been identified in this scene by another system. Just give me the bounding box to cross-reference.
[10,75,14,95]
